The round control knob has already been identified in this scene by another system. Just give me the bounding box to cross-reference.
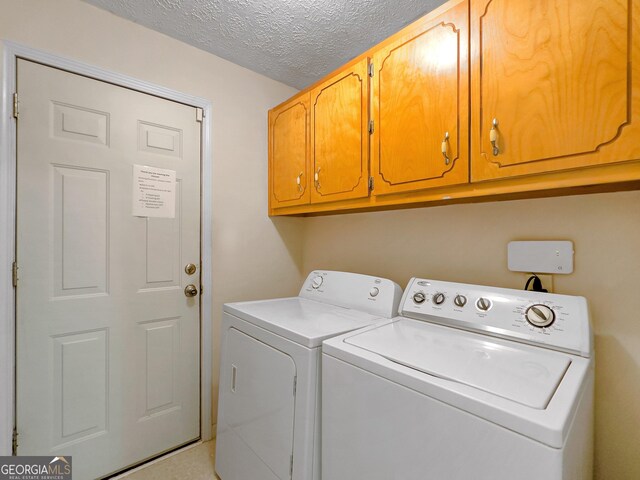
[454,295,467,307]
[525,304,555,328]
[413,292,426,304]
[311,276,323,289]
[433,293,446,305]
[476,297,492,311]
[369,287,380,297]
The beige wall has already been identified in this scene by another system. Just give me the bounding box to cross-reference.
[303,190,640,479]
[0,0,305,433]
[4,1,640,479]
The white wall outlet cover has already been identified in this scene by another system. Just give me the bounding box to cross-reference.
[508,241,574,274]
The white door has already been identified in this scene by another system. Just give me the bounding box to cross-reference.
[15,59,201,479]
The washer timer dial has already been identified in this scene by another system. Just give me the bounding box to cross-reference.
[525,304,555,328]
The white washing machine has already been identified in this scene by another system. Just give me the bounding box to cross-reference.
[322,277,594,480]
[215,270,402,480]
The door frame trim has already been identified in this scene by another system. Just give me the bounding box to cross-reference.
[0,40,214,454]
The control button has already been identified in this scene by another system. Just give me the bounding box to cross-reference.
[476,297,492,311]
[525,304,555,328]
[454,295,467,307]
[413,292,426,304]
[311,276,323,289]
[369,287,380,297]
[433,293,446,305]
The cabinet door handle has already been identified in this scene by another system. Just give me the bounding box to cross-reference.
[441,132,450,165]
[490,118,500,156]
[314,167,321,189]
[296,171,303,192]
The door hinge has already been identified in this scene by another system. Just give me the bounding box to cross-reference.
[196,107,204,123]
[368,176,374,191]
[368,62,374,77]
[290,454,294,478]
[13,93,19,119]
[368,120,374,134]
[12,427,18,455]
[293,376,297,396]
[12,261,18,288]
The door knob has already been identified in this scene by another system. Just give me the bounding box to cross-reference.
[184,284,198,297]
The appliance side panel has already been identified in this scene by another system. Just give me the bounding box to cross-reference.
[312,353,321,480]
[562,367,595,480]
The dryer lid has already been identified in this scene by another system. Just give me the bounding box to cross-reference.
[225,297,383,348]
[344,319,571,409]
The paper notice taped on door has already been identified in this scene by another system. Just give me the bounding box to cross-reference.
[132,164,176,218]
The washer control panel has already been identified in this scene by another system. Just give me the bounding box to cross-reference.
[401,278,592,357]
[300,271,403,318]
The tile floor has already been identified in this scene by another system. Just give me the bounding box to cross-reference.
[117,440,219,480]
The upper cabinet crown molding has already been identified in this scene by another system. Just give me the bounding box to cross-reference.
[269,0,640,216]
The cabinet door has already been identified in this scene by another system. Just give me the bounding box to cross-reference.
[310,59,370,204]
[371,0,469,195]
[471,0,640,181]
[269,94,310,209]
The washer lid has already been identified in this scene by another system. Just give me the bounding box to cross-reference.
[344,319,571,409]
[225,298,383,348]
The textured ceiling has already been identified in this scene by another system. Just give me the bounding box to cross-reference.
[82,0,447,89]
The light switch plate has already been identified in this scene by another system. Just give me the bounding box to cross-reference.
[508,241,574,274]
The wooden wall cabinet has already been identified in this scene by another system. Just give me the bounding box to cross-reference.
[269,61,370,214]
[268,93,310,210]
[471,0,640,181]
[371,0,468,196]
[268,0,640,216]
[310,58,370,204]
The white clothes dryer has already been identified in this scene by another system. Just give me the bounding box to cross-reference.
[322,278,594,480]
[215,270,402,480]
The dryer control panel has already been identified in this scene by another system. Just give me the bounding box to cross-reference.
[300,271,403,318]
[400,278,592,357]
